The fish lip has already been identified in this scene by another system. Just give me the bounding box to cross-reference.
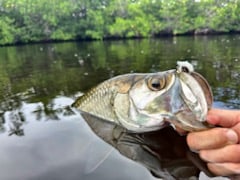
[164,115,210,134]
[168,70,213,131]
[177,71,212,120]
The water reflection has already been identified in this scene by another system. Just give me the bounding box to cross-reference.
[1,93,75,136]
[0,37,239,106]
[0,95,164,180]
[80,112,214,179]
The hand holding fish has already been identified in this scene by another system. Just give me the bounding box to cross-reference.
[73,61,230,178]
[187,108,240,177]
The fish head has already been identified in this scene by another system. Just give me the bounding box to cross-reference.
[127,69,213,132]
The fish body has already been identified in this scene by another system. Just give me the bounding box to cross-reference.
[73,63,213,133]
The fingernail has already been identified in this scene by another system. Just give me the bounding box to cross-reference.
[226,129,238,144]
[189,148,199,153]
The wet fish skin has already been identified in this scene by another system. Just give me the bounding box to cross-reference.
[73,72,172,132]
[72,74,143,120]
[72,68,213,133]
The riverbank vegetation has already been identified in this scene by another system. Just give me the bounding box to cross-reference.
[0,0,240,45]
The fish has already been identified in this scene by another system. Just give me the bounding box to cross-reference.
[72,61,213,133]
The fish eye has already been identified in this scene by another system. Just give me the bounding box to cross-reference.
[181,66,189,73]
[148,77,166,91]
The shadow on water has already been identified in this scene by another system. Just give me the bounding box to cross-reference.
[80,112,214,180]
[0,36,239,180]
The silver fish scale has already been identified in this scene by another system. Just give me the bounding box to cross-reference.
[73,67,213,132]
[74,81,118,122]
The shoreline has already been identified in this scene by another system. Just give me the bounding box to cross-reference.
[1,30,240,47]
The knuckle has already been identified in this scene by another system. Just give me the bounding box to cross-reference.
[186,133,197,149]
[233,146,240,162]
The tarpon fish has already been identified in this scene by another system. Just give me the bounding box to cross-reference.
[72,61,213,133]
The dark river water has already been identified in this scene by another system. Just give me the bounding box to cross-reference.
[0,36,239,180]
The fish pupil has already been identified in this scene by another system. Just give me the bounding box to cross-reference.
[147,77,165,91]
[152,82,160,89]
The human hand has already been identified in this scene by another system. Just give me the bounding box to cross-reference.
[187,108,240,177]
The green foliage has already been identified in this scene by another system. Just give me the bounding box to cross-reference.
[0,0,240,45]
[0,16,16,44]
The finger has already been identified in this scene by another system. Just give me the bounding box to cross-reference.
[207,162,240,176]
[187,128,238,151]
[232,123,240,143]
[200,144,240,163]
[207,108,240,127]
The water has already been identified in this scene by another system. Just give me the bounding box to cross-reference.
[0,36,239,180]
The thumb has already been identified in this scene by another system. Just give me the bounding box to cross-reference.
[207,108,240,128]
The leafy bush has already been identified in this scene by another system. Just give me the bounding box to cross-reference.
[0,0,239,45]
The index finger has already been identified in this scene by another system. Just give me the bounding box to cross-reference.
[207,108,240,127]
[187,128,238,151]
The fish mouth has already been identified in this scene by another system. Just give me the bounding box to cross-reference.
[173,119,213,134]
[166,70,213,133]
[182,71,212,110]
[164,114,211,135]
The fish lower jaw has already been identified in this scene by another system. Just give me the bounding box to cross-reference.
[163,113,210,134]
[171,118,209,133]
